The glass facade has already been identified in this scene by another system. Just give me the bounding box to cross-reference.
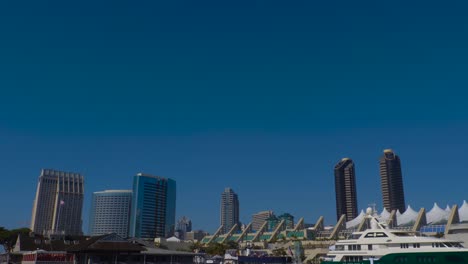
[129,173,176,238]
[89,190,132,237]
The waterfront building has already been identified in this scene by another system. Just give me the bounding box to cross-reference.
[30,169,84,236]
[278,213,294,229]
[334,158,358,221]
[12,233,197,264]
[379,149,406,213]
[89,190,132,237]
[220,188,240,234]
[129,173,176,238]
[252,210,274,231]
[175,216,192,240]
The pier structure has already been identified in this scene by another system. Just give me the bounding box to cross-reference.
[200,201,468,245]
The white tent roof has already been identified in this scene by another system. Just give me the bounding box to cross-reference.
[346,210,365,229]
[397,205,418,226]
[459,200,468,222]
[378,208,391,222]
[166,236,181,242]
[340,201,468,229]
[396,209,402,218]
[426,203,449,224]
[445,205,452,213]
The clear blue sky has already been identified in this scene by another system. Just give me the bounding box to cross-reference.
[1,1,468,233]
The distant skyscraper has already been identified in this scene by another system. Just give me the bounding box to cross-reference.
[380,149,406,213]
[252,210,273,231]
[334,158,358,221]
[89,190,132,237]
[266,215,279,231]
[30,169,84,236]
[175,216,192,240]
[220,188,240,234]
[278,213,294,229]
[129,173,176,238]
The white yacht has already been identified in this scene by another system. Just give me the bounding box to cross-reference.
[322,208,468,264]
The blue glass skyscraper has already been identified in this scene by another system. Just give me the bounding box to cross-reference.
[129,173,176,238]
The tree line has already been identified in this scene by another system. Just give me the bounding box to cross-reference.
[0,227,31,252]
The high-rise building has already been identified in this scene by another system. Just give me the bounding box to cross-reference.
[175,216,192,240]
[334,158,358,221]
[278,213,294,229]
[129,173,176,238]
[380,149,406,213]
[220,188,240,234]
[252,210,273,231]
[30,169,84,236]
[266,215,279,232]
[89,190,132,237]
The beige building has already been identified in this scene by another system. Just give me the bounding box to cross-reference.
[252,210,274,231]
[30,169,84,235]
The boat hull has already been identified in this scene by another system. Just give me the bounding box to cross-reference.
[321,251,468,264]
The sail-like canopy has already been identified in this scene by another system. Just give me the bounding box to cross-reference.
[377,208,391,222]
[346,210,365,229]
[445,205,452,213]
[341,201,468,230]
[459,200,468,222]
[397,205,418,227]
[426,203,449,224]
[396,209,402,218]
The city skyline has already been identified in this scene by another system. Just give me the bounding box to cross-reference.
[13,146,468,234]
[2,1,468,234]
[17,146,468,236]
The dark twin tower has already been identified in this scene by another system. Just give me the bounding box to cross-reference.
[334,158,358,221]
[379,149,406,213]
[334,149,406,221]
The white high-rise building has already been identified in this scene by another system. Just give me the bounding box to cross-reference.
[89,190,132,237]
[30,169,84,236]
